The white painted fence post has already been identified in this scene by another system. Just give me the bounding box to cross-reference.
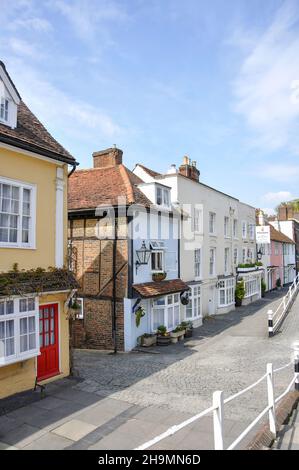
[213,391,224,450]
[268,309,274,337]
[294,342,299,392]
[266,363,276,436]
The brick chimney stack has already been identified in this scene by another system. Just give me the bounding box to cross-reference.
[93,147,123,168]
[178,156,200,182]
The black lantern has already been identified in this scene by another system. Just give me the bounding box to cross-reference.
[257,249,263,261]
[135,241,151,273]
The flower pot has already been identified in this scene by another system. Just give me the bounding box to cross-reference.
[170,330,185,343]
[152,272,167,282]
[157,335,171,346]
[141,335,157,347]
[184,328,193,338]
[235,298,242,307]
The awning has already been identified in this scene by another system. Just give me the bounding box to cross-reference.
[133,278,190,299]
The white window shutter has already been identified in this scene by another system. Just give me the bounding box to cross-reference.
[165,251,177,272]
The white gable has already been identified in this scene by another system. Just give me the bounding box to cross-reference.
[0,63,20,129]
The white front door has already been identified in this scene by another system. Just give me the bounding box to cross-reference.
[208,287,216,315]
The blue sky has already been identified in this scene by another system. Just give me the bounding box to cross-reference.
[1,0,299,213]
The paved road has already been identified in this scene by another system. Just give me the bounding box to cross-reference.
[1,288,299,450]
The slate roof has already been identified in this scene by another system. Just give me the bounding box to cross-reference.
[133,279,189,298]
[68,164,152,210]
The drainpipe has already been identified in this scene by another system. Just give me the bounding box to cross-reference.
[68,162,79,178]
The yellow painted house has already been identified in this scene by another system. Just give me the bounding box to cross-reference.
[0,61,78,399]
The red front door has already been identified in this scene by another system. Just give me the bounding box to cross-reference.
[37,304,59,381]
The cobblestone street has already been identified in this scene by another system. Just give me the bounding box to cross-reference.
[1,288,299,450]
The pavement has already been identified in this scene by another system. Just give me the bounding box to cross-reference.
[273,404,299,450]
[1,287,299,450]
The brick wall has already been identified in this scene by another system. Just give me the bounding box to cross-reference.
[69,217,128,351]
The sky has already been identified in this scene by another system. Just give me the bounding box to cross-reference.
[1,0,299,214]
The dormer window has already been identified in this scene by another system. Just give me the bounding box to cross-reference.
[0,98,8,122]
[156,186,170,207]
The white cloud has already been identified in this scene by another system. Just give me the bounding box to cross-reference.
[264,191,293,203]
[8,60,123,142]
[8,17,52,32]
[232,1,299,154]
[259,163,299,182]
[261,207,276,216]
[50,0,128,42]
[8,38,43,59]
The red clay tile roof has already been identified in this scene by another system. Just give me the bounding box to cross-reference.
[68,164,152,210]
[136,164,162,178]
[133,279,189,298]
[0,101,76,164]
[270,225,294,244]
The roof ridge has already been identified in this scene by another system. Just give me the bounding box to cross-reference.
[118,164,135,204]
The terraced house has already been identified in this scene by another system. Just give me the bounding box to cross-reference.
[0,62,78,398]
[68,147,189,351]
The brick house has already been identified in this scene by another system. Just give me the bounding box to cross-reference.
[68,148,189,351]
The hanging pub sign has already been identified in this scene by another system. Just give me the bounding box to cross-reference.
[255,225,270,244]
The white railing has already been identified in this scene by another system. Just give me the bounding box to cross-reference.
[268,273,299,336]
[135,343,299,451]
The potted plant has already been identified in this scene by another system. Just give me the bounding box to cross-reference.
[152,272,167,282]
[140,333,157,347]
[261,278,266,298]
[170,325,186,343]
[180,320,193,337]
[135,305,146,327]
[235,279,245,307]
[276,278,282,291]
[156,325,171,345]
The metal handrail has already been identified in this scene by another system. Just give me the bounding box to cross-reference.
[268,273,299,336]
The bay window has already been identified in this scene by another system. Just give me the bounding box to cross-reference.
[152,294,180,331]
[244,274,260,298]
[0,297,39,366]
[0,178,35,248]
[218,277,235,307]
[186,285,201,320]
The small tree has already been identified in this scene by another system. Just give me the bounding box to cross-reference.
[235,279,245,307]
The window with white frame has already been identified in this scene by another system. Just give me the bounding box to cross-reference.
[194,208,201,233]
[156,186,170,207]
[151,250,164,272]
[218,277,235,307]
[274,242,279,255]
[242,221,247,239]
[242,248,246,264]
[249,224,255,240]
[194,249,201,278]
[224,247,230,273]
[244,274,259,298]
[209,212,216,234]
[152,294,180,331]
[0,178,35,248]
[233,247,238,265]
[209,248,216,276]
[233,219,238,238]
[0,297,39,366]
[0,98,9,122]
[247,248,254,262]
[186,285,201,320]
[75,298,84,319]
[224,216,230,237]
